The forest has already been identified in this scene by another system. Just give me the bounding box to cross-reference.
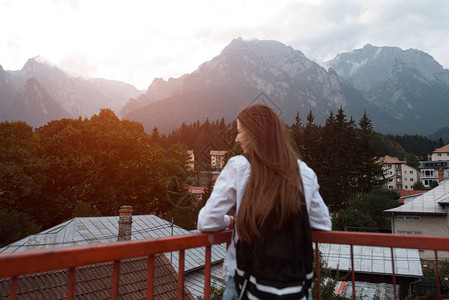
[0,108,445,246]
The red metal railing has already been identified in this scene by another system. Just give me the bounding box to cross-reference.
[1,231,449,299]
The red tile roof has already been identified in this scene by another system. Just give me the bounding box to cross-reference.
[0,255,194,299]
[397,190,427,204]
[378,155,405,164]
[434,144,449,153]
[189,186,205,194]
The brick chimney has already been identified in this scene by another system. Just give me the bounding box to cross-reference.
[438,167,444,183]
[117,205,133,241]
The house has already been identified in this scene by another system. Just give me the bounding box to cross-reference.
[0,207,227,298]
[378,155,419,190]
[384,179,449,259]
[189,186,205,201]
[430,143,449,161]
[419,160,449,188]
[210,150,227,170]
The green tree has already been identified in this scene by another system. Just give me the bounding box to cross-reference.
[72,200,102,218]
[429,181,439,189]
[356,112,387,193]
[0,121,47,228]
[312,251,350,299]
[413,181,426,190]
[333,189,400,232]
[0,207,41,247]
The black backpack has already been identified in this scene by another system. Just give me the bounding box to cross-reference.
[234,155,314,300]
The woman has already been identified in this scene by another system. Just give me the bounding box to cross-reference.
[198,104,331,299]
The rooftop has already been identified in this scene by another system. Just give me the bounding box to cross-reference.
[378,155,405,164]
[385,179,449,214]
[320,243,422,277]
[434,144,449,153]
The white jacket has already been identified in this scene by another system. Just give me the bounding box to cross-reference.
[197,155,332,280]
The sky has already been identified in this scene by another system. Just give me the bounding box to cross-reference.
[1,0,448,90]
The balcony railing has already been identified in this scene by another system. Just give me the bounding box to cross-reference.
[1,231,449,299]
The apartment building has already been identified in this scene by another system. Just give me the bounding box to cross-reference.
[378,155,419,190]
[210,150,226,170]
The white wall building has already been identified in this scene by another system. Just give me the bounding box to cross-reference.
[378,155,419,190]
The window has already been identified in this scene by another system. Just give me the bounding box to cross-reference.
[404,178,408,181]
[387,164,392,168]
[397,231,422,235]
[397,171,402,176]
[389,171,393,175]
[438,153,442,157]
[397,215,421,221]
[397,177,402,182]
[410,178,414,182]
[410,170,414,174]
[405,186,408,189]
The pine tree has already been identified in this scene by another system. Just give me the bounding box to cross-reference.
[357,112,386,193]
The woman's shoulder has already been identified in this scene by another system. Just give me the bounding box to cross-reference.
[297,159,318,182]
[227,154,251,168]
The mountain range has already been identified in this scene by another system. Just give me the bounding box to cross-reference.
[1,39,449,136]
[0,57,142,127]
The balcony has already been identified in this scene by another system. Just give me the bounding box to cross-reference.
[1,231,449,299]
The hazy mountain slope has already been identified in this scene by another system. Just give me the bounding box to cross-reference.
[123,38,390,134]
[327,44,449,134]
[0,57,142,127]
[10,78,71,127]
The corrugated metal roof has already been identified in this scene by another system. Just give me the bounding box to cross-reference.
[385,179,449,214]
[0,215,227,274]
[184,263,225,299]
[341,281,400,300]
[319,243,422,277]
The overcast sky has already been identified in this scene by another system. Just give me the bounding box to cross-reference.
[1,0,448,90]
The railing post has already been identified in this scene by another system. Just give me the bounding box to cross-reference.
[204,245,212,299]
[178,250,185,300]
[390,248,397,300]
[350,245,355,300]
[8,276,18,300]
[111,260,120,299]
[67,267,76,300]
[147,255,155,300]
[435,250,442,300]
[315,242,321,300]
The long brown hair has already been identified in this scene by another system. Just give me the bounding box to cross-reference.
[236,104,305,244]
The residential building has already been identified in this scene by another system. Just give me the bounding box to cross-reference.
[419,160,449,188]
[210,150,226,170]
[385,179,449,259]
[189,186,205,201]
[378,155,419,190]
[430,143,449,161]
